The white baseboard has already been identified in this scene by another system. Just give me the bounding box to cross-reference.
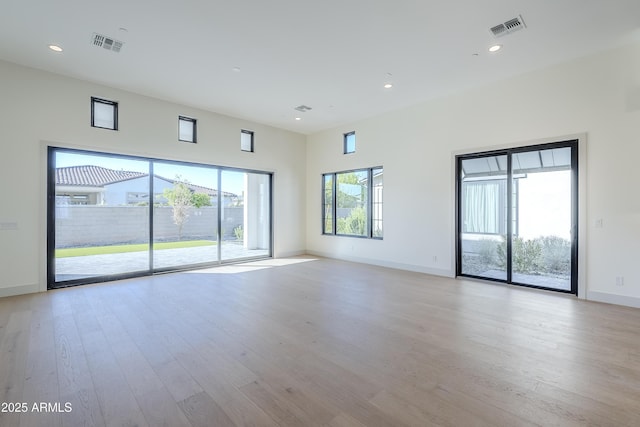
[587,291,640,309]
[0,283,40,298]
[275,249,308,258]
[306,250,455,278]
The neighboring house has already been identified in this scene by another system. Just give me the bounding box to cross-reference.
[56,165,238,206]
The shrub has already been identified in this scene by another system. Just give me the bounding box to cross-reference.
[477,238,499,266]
[496,235,570,276]
[513,237,542,274]
[337,207,367,235]
[539,236,571,275]
[234,225,244,241]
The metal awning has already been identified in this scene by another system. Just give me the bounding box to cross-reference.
[461,147,571,178]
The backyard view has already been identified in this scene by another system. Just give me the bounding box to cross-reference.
[460,147,574,291]
[52,149,271,283]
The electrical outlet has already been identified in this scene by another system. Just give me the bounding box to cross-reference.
[0,222,18,230]
[616,276,624,286]
[595,219,603,228]
[432,255,438,263]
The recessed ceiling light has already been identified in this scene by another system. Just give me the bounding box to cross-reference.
[48,44,63,52]
[384,83,393,89]
[232,67,241,72]
[295,117,301,121]
[489,44,502,53]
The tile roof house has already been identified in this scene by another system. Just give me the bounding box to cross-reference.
[55,165,238,206]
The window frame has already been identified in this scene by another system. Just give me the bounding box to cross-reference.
[455,140,578,294]
[178,116,197,143]
[241,129,254,152]
[343,131,356,154]
[47,146,274,289]
[322,174,335,235]
[91,97,118,130]
[322,166,382,239]
[371,167,384,239]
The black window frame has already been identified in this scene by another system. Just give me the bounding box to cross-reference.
[371,166,384,238]
[241,129,254,152]
[178,116,197,143]
[322,166,382,239]
[343,131,356,154]
[455,139,578,295]
[47,146,274,290]
[91,97,118,130]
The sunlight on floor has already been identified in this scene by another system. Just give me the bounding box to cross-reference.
[184,256,319,274]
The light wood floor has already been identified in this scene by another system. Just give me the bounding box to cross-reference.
[2,256,640,427]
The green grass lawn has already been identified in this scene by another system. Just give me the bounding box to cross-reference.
[55,240,216,258]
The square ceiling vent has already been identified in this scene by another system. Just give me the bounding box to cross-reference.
[294,105,312,113]
[490,15,526,38]
[92,33,124,52]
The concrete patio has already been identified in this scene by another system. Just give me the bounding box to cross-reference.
[54,243,269,282]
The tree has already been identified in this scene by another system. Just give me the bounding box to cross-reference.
[163,176,193,240]
[191,192,211,208]
[162,176,213,240]
[336,172,361,208]
[337,206,367,235]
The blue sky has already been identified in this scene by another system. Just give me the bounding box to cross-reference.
[56,151,246,195]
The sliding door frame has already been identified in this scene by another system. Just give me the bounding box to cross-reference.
[455,139,578,295]
[47,146,273,289]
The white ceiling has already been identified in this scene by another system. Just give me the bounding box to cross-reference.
[1,0,639,134]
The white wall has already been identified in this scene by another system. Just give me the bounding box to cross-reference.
[306,42,640,308]
[0,60,307,297]
[2,43,640,307]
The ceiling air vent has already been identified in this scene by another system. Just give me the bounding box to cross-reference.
[294,105,312,113]
[490,15,526,38]
[91,33,124,53]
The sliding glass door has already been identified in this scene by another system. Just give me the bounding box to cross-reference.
[52,151,151,282]
[457,141,577,294]
[459,154,508,281]
[510,147,574,290]
[48,148,272,288]
[220,170,271,261]
[152,162,219,271]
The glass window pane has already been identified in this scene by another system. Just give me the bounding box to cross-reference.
[336,170,368,236]
[54,151,149,282]
[152,162,217,270]
[221,170,270,261]
[460,155,508,280]
[323,174,333,234]
[50,148,273,288]
[179,117,196,142]
[511,148,572,290]
[372,167,383,238]
[344,132,356,154]
[93,100,116,129]
[241,130,254,152]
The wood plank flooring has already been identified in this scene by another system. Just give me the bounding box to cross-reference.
[2,256,640,426]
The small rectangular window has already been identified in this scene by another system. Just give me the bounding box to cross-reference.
[179,116,197,143]
[241,130,254,152]
[344,131,356,154]
[322,174,334,234]
[91,97,118,130]
[372,167,383,238]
